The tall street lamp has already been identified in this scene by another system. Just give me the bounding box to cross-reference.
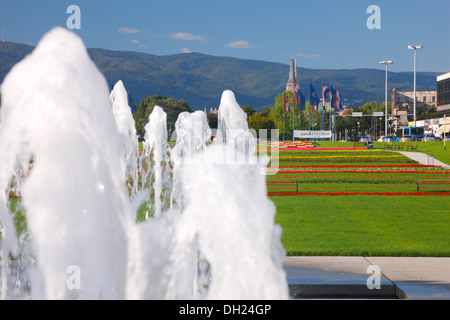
[380,60,393,138]
[408,45,423,127]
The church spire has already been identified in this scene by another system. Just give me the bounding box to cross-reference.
[286,57,298,93]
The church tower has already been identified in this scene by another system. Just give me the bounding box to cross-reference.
[286,57,298,93]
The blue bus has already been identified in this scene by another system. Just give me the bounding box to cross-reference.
[395,126,425,141]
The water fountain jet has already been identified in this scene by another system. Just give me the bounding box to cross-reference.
[0,27,288,300]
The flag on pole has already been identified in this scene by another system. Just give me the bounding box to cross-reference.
[297,89,306,110]
[309,84,319,110]
[322,83,330,112]
[294,82,298,106]
[335,88,342,111]
[283,92,290,112]
[330,85,336,110]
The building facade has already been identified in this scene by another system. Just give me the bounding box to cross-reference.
[437,72,450,115]
[391,89,437,108]
[391,88,437,126]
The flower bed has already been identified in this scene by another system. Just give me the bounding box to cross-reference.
[268,191,450,196]
[268,170,450,174]
[268,175,450,179]
[277,155,405,159]
[266,141,314,148]
[277,164,437,168]
[270,179,415,184]
[277,158,417,163]
[265,144,450,195]
[258,147,370,151]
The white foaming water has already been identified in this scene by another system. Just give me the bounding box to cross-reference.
[178,143,288,299]
[110,80,139,197]
[0,27,131,299]
[0,28,288,300]
[142,106,172,218]
[170,110,211,209]
[217,90,256,157]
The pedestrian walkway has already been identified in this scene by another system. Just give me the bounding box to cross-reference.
[394,150,450,168]
[284,256,450,299]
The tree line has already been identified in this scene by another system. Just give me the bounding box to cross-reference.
[132,91,438,141]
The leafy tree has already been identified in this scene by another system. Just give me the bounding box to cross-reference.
[418,105,436,120]
[335,102,394,138]
[247,113,275,139]
[241,104,256,116]
[269,91,329,140]
[207,112,218,130]
[269,91,297,140]
[260,106,271,117]
[135,95,192,139]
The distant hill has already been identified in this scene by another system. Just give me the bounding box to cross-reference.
[0,41,441,111]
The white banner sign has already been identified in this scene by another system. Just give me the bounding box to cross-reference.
[294,130,332,139]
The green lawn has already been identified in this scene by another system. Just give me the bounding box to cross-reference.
[271,195,450,257]
[5,140,449,258]
[376,141,450,165]
[264,140,450,257]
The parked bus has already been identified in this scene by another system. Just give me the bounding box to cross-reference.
[395,126,425,141]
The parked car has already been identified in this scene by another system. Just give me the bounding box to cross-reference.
[360,135,370,142]
[422,134,436,142]
[400,136,412,142]
[346,136,360,142]
[378,136,394,142]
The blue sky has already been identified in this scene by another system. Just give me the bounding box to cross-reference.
[0,0,449,73]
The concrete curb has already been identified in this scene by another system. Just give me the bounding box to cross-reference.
[284,256,450,300]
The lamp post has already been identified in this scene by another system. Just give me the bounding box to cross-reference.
[408,45,423,127]
[380,61,393,138]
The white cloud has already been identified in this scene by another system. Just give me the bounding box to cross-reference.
[297,53,320,58]
[181,48,192,53]
[226,41,255,49]
[170,32,205,41]
[118,27,139,34]
[129,39,145,49]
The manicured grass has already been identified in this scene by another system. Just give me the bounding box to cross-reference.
[271,195,450,257]
[391,141,449,165]
[5,140,448,258]
[263,140,450,257]
[375,141,449,165]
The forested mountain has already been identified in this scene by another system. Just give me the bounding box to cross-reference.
[0,41,441,110]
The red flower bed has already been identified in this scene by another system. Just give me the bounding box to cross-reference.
[277,164,437,168]
[269,170,450,174]
[268,175,450,179]
[258,147,365,151]
[268,191,450,196]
